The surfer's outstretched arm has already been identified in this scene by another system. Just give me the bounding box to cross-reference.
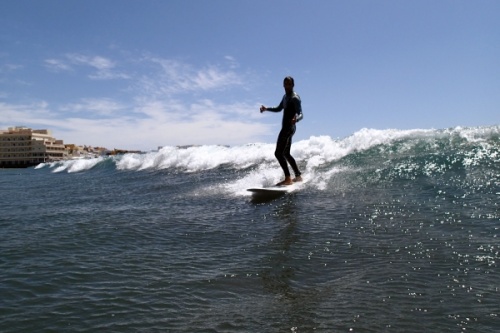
[261,97,284,113]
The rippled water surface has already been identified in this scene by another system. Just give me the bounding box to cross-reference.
[1,127,499,332]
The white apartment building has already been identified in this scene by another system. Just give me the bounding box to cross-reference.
[0,127,67,168]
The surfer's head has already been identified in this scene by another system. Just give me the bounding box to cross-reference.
[283,76,294,94]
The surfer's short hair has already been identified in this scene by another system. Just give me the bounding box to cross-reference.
[283,76,294,85]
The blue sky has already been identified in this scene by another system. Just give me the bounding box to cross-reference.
[1,0,499,150]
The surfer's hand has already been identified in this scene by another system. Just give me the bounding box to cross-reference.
[291,116,297,124]
[260,105,266,113]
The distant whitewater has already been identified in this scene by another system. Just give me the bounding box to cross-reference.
[37,125,499,190]
[4,125,498,332]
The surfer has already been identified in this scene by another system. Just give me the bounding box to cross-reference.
[260,76,303,186]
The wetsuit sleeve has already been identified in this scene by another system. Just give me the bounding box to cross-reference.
[265,96,284,112]
[293,95,303,122]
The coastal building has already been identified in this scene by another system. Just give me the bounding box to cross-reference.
[0,127,67,168]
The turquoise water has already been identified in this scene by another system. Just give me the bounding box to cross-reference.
[1,126,499,332]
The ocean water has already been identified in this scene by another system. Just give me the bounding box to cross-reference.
[1,126,499,332]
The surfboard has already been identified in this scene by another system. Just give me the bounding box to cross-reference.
[247,181,304,202]
[247,182,301,195]
[247,186,293,194]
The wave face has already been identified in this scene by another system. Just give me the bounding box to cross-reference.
[38,126,499,191]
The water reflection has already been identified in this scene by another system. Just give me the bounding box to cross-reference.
[259,196,324,328]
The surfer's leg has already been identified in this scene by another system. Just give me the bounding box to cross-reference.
[275,140,291,177]
[284,149,301,178]
[275,130,292,184]
[283,129,301,180]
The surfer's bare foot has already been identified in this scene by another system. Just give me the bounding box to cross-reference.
[293,176,303,182]
[276,177,293,186]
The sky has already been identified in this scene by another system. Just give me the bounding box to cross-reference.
[1,0,499,150]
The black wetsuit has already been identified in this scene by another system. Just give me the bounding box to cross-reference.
[266,92,303,178]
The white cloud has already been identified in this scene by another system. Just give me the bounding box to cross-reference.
[0,101,53,120]
[192,66,241,90]
[65,54,130,80]
[53,101,270,149]
[3,54,272,150]
[66,54,114,70]
[0,63,24,72]
[134,100,171,122]
[0,97,270,150]
[44,53,130,79]
[224,55,239,69]
[44,59,72,72]
[88,71,130,80]
[145,56,242,94]
[60,98,126,116]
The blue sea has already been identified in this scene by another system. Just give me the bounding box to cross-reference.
[1,126,499,332]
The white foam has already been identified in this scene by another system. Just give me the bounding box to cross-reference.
[443,125,500,143]
[113,129,422,173]
[36,125,499,178]
[116,144,276,172]
[49,157,105,173]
